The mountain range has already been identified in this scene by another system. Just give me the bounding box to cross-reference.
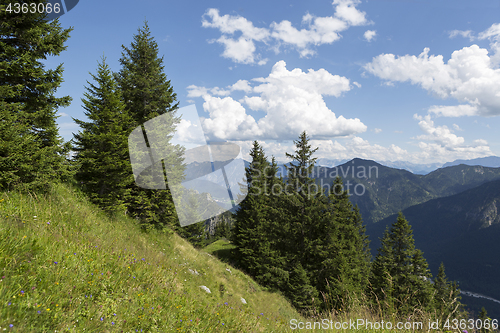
[314,159,500,224]
[365,179,500,317]
[313,156,500,175]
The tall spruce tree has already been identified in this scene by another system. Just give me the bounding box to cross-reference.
[116,21,185,230]
[72,57,132,214]
[232,141,288,290]
[309,176,371,311]
[281,131,322,310]
[0,1,73,191]
[370,212,434,315]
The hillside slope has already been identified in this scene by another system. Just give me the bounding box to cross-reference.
[0,183,299,332]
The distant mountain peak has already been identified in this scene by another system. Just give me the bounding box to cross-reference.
[442,156,500,168]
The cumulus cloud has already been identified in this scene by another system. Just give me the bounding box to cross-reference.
[231,79,253,93]
[191,61,366,141]
[233,131,491,165]
[364,23,500,117]
[373,128,382,133]
[410,114,492,162]
[202,0,370,64]
[413,114,464,146]
[175,119,206,145]
[202,8,270,64]
[363,30,376,42]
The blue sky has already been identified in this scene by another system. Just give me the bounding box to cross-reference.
[49,0,500,164]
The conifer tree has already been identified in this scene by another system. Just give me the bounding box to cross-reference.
[370,212,434,315]
[72,57,132,214]
[233,141,288,289]
[479,307,490,333]
[116,21,184,229]
[1,2,73,191]
[370,227,396,313]
[434,262,463,321]
[286,263,319,312]
[314,177,371,311]
[175,190,206,247]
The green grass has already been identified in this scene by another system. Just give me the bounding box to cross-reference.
[0,183,496,332]
[203,239,237,265]
[0,184,297,332]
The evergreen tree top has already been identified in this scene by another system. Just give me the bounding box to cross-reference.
[116,21,179,127]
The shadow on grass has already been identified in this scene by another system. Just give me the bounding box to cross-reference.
[203,239,238,264]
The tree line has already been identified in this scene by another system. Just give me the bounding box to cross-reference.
[232,134,466,319]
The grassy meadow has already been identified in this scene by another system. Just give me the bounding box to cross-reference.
[0,183,495,332]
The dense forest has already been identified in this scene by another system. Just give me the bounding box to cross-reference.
[1,2,496,329]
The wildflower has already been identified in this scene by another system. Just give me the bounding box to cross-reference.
[111,322,115,325]
[54,261,57,264]
[37,311,41,314]
[100,318,103,321]
[47,222,50,225]
[20,290,24,294]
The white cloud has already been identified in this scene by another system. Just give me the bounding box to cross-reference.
[416,142,492,163]
[428,104,478,117]
[448,29,474,41]
[413,114,464,146]
[202,95,262,140]
[231,79,253,93]
[203,0,370,63]
[213,36,258,64]
[186,85,230,98]
[410,114,493,162]
[452,124,462,131]
[270,15,346,57]
[202,8,270,64]
[333,0,369,26]
[363,30,376,42]
[474,138,488,146]
[234,132,491,165]
[373,128,382,133]
[478,23,500,40]
[364,25,500,117]
[175,119,206,145]
[478,23,500,67]
[193,61,366,141]
[57,112,69,117]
